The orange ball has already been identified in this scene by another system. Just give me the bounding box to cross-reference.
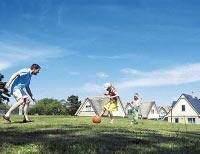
[92,116,101,123]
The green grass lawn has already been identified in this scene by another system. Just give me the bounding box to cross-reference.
[0,115,200,154]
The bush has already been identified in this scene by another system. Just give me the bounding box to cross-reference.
[29,98,68,115]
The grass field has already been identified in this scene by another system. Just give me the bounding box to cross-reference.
[0,115,200,154]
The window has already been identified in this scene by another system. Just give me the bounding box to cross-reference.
[188,118,195,124]
[86,105,92,111]
[151,110,154,114]
[175,118,179,123]
[182,105,185,111]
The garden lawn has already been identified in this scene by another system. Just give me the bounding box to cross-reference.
[0,115,200,154]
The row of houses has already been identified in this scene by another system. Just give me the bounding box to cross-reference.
[75,96,170,120]
[75,93,200,124]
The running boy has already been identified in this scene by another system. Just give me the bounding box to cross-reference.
[100,82,119,124]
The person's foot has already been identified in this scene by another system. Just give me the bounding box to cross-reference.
[131,121,139,124]
[2,115,11,123]
[109,119,114,124]
[23,119,33,123]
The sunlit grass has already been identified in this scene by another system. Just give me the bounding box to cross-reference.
[0,115,200,154]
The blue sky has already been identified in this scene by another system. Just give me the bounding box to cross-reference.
[1,0,200,106]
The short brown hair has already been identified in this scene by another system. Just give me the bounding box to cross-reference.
[30,64,41,70]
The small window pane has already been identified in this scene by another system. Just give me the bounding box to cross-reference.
[182,105,185,111]
[188,118,195,124]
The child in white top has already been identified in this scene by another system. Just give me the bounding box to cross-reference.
[127,93,142,124]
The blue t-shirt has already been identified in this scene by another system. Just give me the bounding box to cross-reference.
[11,68,32,93]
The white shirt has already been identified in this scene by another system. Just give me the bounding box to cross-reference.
[130,98,142,108]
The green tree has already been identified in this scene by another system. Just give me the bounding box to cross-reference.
[30,98,66,115]
[0,102,9,113]
[66,95,81,115]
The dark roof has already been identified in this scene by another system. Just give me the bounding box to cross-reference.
[172,101,177,107]
[182,94,200,114]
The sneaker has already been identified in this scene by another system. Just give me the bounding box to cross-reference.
[2,115,11,123]
[131,121,138,125]
[109,119,114,124]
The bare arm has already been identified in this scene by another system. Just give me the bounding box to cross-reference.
[109,95,119,99]
[4,72,20,89]
[26,85,36,102]
[106,91,119,99]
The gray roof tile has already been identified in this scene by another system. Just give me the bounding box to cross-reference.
[182,94,200,114]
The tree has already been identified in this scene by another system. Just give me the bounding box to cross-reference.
[29,98,67,115]
[66,95,81,115]
[0,103,9,114]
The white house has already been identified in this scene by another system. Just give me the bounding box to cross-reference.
[167,93,200,124]
[157,106,170,120]
[75,96,126,117]
[140,101,159,119]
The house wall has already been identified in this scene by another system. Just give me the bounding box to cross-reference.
[78,111,96,116]
[81,101,94,112]
[172,98,197,116]
[76,100,96,116]
[159,108,167,118]
[113,106,126,117]
[148,104,159,119]
[168,116,200,124]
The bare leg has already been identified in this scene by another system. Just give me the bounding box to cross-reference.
[5,98,24,117]
[110,112,113,120]
[23,98,30,120]
[100,108,106,117]
[108,111,114,123]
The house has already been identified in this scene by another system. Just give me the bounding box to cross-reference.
[75,96,126,117]
[125,101,159,120]
[167,93,200,124]
[157,106,170,120]
[140,101,159,119]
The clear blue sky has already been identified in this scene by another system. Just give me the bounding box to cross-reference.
[1,0,200,106]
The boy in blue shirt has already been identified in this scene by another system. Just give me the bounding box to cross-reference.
[3,64,41,123]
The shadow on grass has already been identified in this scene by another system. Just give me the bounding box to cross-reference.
[0,124,200,154]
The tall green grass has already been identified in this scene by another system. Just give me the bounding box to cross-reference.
[0,115,200,154]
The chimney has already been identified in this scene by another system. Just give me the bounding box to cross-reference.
[192,91,195,98]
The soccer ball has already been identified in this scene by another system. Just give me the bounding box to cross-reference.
[92,116,101,123]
